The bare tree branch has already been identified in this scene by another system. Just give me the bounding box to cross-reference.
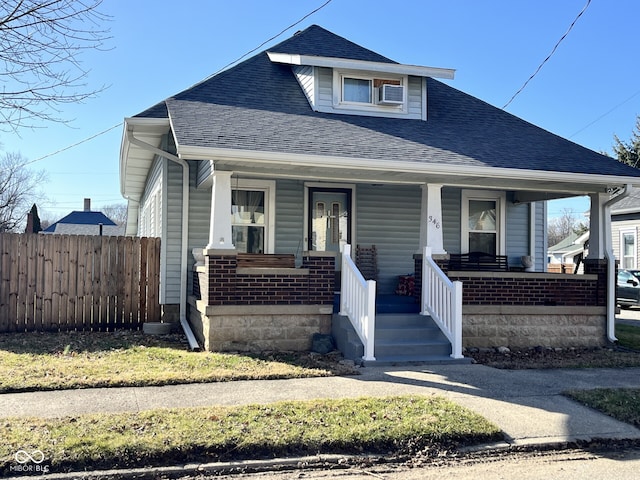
[0,0,111,131]
[0,151,47,231]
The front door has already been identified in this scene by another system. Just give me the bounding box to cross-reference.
[308,188,352,253]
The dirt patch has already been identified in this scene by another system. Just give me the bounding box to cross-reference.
[467,345,640,369]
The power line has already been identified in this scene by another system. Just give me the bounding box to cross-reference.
[25,122,122,165]
[198,0,334,84]
[569,88,640,139]
[503,0,591,109]
[23,0,335,165]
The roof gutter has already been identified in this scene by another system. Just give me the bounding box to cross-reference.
[177,146,640,191]
[604,184,632,343]
[125,128,200,351]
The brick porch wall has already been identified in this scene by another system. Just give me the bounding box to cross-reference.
[202,252,334,306]
[414,254,607,307]
[189,251,335,352]
[413,254,609,348]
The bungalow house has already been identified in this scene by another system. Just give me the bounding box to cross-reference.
[547,231,588,274]
[42,199,124,236]
[611,187,640,269]
[119,25,640,362]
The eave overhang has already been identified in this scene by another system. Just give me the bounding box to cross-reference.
[267,52,456,79]
[119,117,171,201]
[176,145,640,197]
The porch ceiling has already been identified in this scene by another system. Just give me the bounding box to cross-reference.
[200,153,638,200]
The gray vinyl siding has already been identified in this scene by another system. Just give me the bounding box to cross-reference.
[314,67,424,120]
[163,160,184,304]
[274,180,305,257]
[196,160,213,187]
[293,65,315,108]
[535,202,546,271]
[187,160,212,294]
[356,184,421,294]
[317,67,333,108]
[612,217,640,268]
[442,187,461,254]
[407,76,423,117]
[505,192,530,267]
[441,188,535,269]
[139,156,163,238]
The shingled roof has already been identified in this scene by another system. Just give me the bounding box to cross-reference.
[129,24,640,182]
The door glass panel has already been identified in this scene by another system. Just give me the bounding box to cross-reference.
[310,192,349,253]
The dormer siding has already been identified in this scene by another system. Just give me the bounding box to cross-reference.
[293,65,426,120]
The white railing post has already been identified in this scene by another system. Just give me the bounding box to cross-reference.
[421,246,464,359]
[363,280,376,361]
[339,244,351,316]
[451,281,463,359]
[339,244,376,362]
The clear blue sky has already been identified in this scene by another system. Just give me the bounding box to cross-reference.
[1,0,639,222]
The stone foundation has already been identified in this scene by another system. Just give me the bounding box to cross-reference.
[463,306,607,349]
[188,299,332,352]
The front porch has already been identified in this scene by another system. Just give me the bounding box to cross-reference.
[188,247,609,361]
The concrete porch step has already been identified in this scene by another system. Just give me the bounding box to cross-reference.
[332,313,469,365]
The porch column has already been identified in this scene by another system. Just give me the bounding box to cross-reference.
[586,192,609,259]
[419,183,446,254]
[206,170,235,250]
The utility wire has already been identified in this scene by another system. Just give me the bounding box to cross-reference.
[25,122,123,165]
[199,0,334,83]
[24,0,335,165]
[503,0,591,109]
[569,88,640,139]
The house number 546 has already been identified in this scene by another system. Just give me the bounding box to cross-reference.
[428,216,441,229]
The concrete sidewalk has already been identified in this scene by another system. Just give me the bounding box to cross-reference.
[2,364,640,447]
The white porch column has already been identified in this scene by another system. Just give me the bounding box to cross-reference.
[206,170,235,250]
[419,183,446,254]
[586,192,609,259]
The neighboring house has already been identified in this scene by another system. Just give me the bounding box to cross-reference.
[547,231,588,273]
[611,187,640,270]
[42,199,124,236]
[119,25,640,361]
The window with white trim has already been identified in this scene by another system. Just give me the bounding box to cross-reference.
[333,70,406,112]
[461,190,506,255]
[620,229,637,269]
[230,179,275,254]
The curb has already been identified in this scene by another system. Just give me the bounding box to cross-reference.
[10,436,640,480]
[7,454,366,480]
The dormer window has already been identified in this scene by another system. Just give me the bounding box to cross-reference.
[266,51,455,121]
[338,73,404,110]
[343,77,372,103]
[342,77,403,106]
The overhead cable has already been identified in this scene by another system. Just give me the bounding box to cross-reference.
[503,0,591,109]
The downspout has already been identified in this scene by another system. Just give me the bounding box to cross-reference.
[604,184,632,343]
[126,129,200,351]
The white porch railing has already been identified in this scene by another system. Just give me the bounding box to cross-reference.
[339,244,376,361]
[421,246,464,359]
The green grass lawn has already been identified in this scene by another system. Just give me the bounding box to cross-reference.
[0,331,357,393]
[616,323,640,350]
[565,388,640,428]
[0,395,503,475]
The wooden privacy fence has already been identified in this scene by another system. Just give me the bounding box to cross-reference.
[0,234,161,333]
